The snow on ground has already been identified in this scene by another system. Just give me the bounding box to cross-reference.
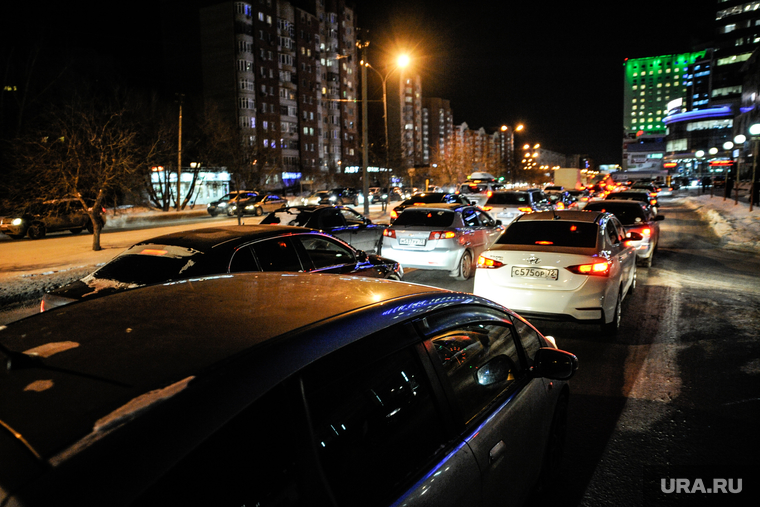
[681,193,760,253]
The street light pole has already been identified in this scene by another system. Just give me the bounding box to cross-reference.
[359,39,370,215]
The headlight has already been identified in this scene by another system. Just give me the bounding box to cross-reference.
[12,218,23,226]
[329,196,337,201]
[245,204,255,210]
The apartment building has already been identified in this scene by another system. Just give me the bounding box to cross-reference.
[198,0,358,190]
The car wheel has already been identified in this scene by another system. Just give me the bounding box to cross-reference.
[254,206,263,216]
[27,223,46,240]
[600,289,622,336]
[451,250,473,280]
[208,211,218,217]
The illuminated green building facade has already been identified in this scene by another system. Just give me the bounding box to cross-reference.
[623,52,707,137]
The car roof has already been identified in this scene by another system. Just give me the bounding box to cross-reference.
[397,202,468,212]
[516,210,605,223]
[129,224,315,253]
[1,273,498,468]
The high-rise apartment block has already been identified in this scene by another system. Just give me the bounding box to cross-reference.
[199,0,359,189]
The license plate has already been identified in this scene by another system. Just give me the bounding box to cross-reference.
[511,266,559,280]
[399,237,426,246]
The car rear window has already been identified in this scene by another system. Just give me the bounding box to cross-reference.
[497,221,598,248]
[393,209,455,227]
[93,254,205,285]
[585,204,646,225]
[486,193,529,205]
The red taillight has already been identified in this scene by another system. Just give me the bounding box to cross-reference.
[383,229,396,238]
[555,202,565,210]
[650,199,657,205]
[477,256,504,269]
[40,300,46,312]
[390,210,399,220]
[641,227,651,237]
[487,190,493,198]
[139,249,168,256]
[567,260,611,276]
[483,206,493,211]
[518,206,532,213]
[428,231,457,240]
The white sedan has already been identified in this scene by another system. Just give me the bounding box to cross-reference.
[473,210,640,335]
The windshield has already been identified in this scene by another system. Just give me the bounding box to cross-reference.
[93,251,206,285]
[498,221,598,248]
[393,209,455,227]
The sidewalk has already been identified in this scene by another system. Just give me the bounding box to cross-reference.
[678,189,760,253]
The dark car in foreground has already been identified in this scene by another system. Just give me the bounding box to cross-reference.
[1,273,577,507]
[585,200,664,267]
[389,192,472,221]
[260,204,386,253]
[0,199,102,240]
[40,225,402,311]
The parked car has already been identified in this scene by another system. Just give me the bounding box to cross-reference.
[369,186,388,203]
[228,193,287,216]
[473,210,641,335]
[390,192,473,221]
[40,225,402,311]
[606,190,658,215]
[206,190,258,217]
[0,198,103,240]
[482,190,553,224]
[1,273,578,507]
[261,204,386,253]
[584,200,664,267]
[382,203,504,280]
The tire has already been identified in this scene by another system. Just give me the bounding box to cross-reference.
[27,223,46,240]
[600,289,622,336]
[85,220,94,234]
[70,228,83,235]
[451,250,473,280]
[254,206,263,216]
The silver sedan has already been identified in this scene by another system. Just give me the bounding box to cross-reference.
[381,203,504,279]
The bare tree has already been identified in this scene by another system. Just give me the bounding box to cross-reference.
[13,93,162,250]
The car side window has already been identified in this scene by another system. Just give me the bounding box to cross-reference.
[476,209,495,227]
[340,208,365,226]
[304,345,447,506]
[511,317,543,367]
[229,245,260,272]
[251,237,303,271]
[319,208,345,229]
[131,383,324,507]
[431,323,522,423]
[605,219,619,245]
[297,235,354,270]
[462,208,479,227]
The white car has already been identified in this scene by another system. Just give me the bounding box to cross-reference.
[473,210,640,335]
[382,203,504,280]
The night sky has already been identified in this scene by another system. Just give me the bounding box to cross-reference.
[3,0,718,164]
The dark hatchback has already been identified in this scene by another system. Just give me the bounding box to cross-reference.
[260,204,386,253]
[1,273,577,507]
[390,192,472,221]
[40,225,402,311]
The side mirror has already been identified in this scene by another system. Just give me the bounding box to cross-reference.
[494,220,502,226]
[476,355,514,386]
[626,231,643,241]
[531,348,578,380]
[356,250,368,262]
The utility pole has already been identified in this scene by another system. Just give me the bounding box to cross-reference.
[176,93,184,211]
[358,36,370,215]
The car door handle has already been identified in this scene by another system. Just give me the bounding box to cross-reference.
[489,440,506,465]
